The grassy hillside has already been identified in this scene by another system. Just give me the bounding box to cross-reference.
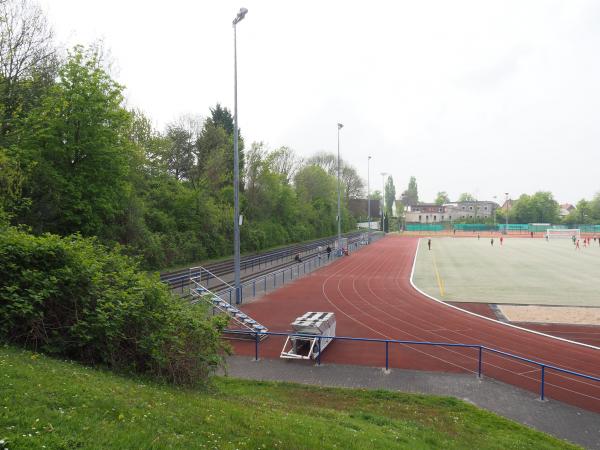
[0,346,577,449]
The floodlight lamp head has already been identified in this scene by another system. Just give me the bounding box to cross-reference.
[337,123,344,129]
[233,7,248,24]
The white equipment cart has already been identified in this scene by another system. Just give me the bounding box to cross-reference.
[280,312,336,360]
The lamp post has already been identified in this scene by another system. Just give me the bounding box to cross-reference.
[380,172,387,233]
[492,195,497,227]
[505,192,509,235]
[367,156,371,243]
[232,7,248,304]
[337,123,344,254]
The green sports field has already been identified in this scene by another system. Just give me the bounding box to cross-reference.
[413,237,600,307]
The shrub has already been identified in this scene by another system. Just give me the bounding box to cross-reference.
[0,227,229,385]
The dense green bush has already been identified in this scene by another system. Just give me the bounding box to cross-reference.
[0,227,229,385]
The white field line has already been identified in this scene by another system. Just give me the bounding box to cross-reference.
[410,238,600,351]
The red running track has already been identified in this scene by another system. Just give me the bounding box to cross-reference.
[234,236,600,413]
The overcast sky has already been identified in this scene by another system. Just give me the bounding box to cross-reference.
[38,0,600,204]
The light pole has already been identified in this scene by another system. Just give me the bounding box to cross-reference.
[367,156,371,243]
[381,172,387,233]
[493,195,497,228]
[505,192,509,235]
[232,7,247,304]
[337,123,344,254]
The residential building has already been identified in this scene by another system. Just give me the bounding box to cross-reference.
[405,201,499,223]
[559,203,575,218]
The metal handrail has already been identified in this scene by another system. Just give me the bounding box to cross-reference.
[161,231,366,285]
[216,240,364,302]
[189,265,233,289]
[226,329,600,402]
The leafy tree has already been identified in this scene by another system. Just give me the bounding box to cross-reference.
[294,165,339,236]
[458,192,475,202]
[511,192,559,224]
[306,151,337,175]
[209,103,234,135]
[164,124,195,181]
[574,199,592,224]
[159,115,202,184]
[341,165,364,199]
[0,227,229,385]
[0,0,58,143]
[128,108,171,177]
[0,148,27,223]
[196,122,232,199]
[370,190,382,200]
[18,45,134,238]
[205,103,244,184]
[435,191,450,205]
[385,175,396,217]
[266,145,302,185]
[295,165,336,204]
[589,192,600,221]
[401,176,418,206]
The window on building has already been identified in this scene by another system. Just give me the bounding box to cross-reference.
[469,206,473,210]
[419,215,422,222]
[433,215,437,221]
[461,206,465,210]
[484,206,488,210]
[441,215,444,221]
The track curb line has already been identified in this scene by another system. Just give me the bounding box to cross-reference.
[409,238,600,351]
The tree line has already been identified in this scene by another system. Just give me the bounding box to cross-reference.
[394,177,600,225]
[0,1,364,270]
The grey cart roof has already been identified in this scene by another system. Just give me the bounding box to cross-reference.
[291,312,335,335]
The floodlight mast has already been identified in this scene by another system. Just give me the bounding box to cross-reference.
[505,192,509,235]
[337,123,344,254]
[232,7,248,304]
[233,7,248,25]
[367,156,371,243]
[381,172,388,233]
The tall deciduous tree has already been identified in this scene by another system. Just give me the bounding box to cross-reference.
[385,175,396,217]
[267,145,302,185]
[164,124,195,181]
[435,191,450,205]
[306,152,337,175]
[0,0,58,143]
[306,151,364,199]
[197,104,244,194]
[457,192,476,202]
[341,165,364,199]
[401,176,418,206]
[589,192,600,221]
[511,192,559,224]
[20,45,133,237]
[0,148,26,223]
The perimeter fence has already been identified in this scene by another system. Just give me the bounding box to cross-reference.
[196,232,385,304]
[405,223,600,234]
[233,330,600,403]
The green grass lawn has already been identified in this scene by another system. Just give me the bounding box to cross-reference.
[0,346,578,449]
[413,237,600,306]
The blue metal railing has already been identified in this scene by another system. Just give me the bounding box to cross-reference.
[217,239,368,303]
[227,330,600,402]
[161,231,369,289]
